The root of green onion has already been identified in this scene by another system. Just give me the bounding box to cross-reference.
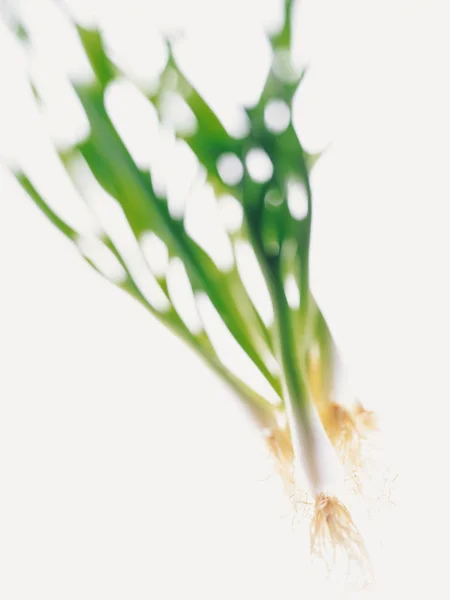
[310,493,374,584]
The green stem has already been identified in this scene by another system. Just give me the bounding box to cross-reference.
[241,200,319,491]
[265,264,319,491]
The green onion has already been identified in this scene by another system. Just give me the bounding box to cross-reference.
[4,0,379,579]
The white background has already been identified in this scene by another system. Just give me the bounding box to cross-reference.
[1,0,450,598]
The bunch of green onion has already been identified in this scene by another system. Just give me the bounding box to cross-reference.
[3,0,381,577]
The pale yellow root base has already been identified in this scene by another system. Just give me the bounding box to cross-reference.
[265,426,295,495]
[310,493,373,583]
[265,428,375,584]
[351,401,378,434]
[320,403,362,464]
[307,344,377,467]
